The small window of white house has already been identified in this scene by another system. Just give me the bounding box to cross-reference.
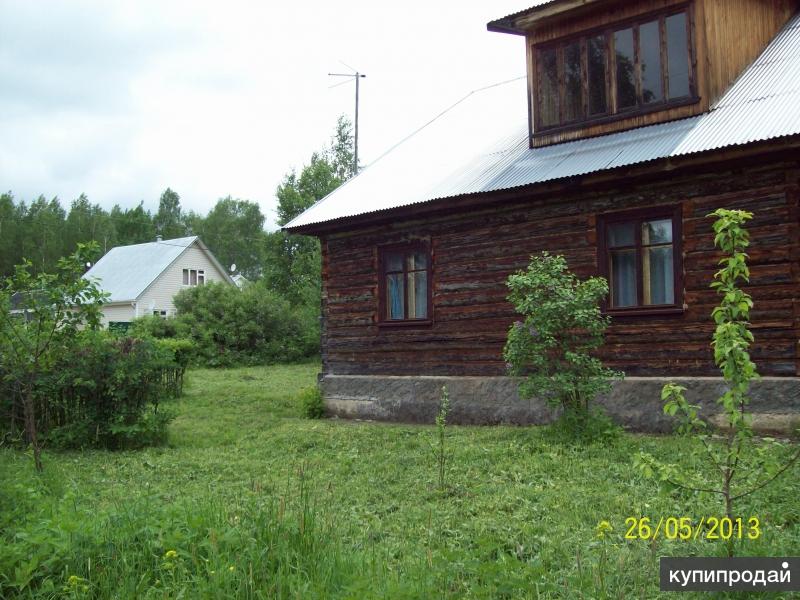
[153,310,168,318]
[183,268,205,286]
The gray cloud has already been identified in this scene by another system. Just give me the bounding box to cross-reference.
[0,1,196,115]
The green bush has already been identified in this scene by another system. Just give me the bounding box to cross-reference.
[127,314,181,339]
[169,280,319,367]
[503,252,622,436]
[300,386,324,419]
[0,330,182,450]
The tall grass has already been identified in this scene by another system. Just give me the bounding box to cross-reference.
[0,456,408,598]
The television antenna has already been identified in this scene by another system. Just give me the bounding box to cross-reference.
[328,62,366,175]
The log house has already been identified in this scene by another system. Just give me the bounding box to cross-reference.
[286,0,800,429]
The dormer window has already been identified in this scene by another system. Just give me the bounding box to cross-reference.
[535,8,695,133]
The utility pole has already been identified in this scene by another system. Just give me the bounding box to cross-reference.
[328,70,366,174]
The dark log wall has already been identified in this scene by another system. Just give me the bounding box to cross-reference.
[320,158,800,378]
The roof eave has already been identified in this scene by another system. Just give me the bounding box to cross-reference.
[487,0,613,36]
[486,19,527,36]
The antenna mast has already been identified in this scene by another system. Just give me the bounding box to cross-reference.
[328,69,366,174]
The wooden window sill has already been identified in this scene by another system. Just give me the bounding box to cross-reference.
[604,306,686,318]
[378,319,433,328]
[534,96,701,140]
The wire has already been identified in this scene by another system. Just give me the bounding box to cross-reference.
[328,78,354,90]
[295,75,527,217]
[373,75,527,164]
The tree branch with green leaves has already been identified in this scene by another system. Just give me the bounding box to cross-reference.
[635,209,800,556]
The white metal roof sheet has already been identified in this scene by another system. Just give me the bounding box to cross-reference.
[84,236,198,303]
[286,12,800,231]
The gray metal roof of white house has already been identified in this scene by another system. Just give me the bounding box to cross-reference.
[286,11,800,232]
[84,236,231,303]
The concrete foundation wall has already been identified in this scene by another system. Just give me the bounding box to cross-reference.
[321,375,800,434]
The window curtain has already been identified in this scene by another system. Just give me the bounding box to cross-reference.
[388,274,404,319]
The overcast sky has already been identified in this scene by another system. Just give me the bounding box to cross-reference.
[0,1,526,229]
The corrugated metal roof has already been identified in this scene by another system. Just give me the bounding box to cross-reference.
[85,236,199,302]
[286,12,800,232]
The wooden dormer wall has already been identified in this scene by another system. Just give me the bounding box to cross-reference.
[703,0,797,106]
[522,0,798,147]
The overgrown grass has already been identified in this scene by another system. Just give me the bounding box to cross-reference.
[1,363,798,598]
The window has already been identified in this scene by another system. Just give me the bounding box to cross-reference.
[182,268,205,286]
[153,309,168,318]
[379,245,431,324]
[598,207,682,313]
[535,8,694,131]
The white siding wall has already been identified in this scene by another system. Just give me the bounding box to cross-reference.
[100,303,135,327]
[136,244,230,316]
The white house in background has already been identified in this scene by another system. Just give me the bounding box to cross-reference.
[84,236,234,328]
[231,273,249,288]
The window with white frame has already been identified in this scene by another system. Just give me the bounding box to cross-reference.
[182,269,205,286]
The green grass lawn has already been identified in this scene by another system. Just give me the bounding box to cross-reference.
[1,364,798,598]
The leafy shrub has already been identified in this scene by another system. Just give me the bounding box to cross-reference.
[503,252,622,434]
[170,280,318,367]
[0,243,107,470]
[300,386,324,419]
[128,314,182,339]
[1,330,182,450]
[153,338,196,397]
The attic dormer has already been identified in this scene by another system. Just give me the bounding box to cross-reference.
[489,0,798,147]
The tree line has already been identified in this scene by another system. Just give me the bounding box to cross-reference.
[0,115,356,304]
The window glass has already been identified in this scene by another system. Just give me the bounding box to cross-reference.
[386,252,403,272]
[407,252,427,271]
[198,272,205,285]
[610,250,637,307]
[615,28,637,109]
[408,271,428,319]
[539,47,560,127]
[190,270,197,285]
[382,246,430,322]
[387,274,405,320]
[603,212,678,310]
[564,41,583,122]
[643,246,674,305]
[666,12,690,98]
[640,20,663,103]
[182,269,189,285]
[534,9,693,131]
[642,219,672,245]
[587,35,607,115]
[607,222,635,247]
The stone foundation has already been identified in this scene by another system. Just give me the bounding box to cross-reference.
[321,375,800,434]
